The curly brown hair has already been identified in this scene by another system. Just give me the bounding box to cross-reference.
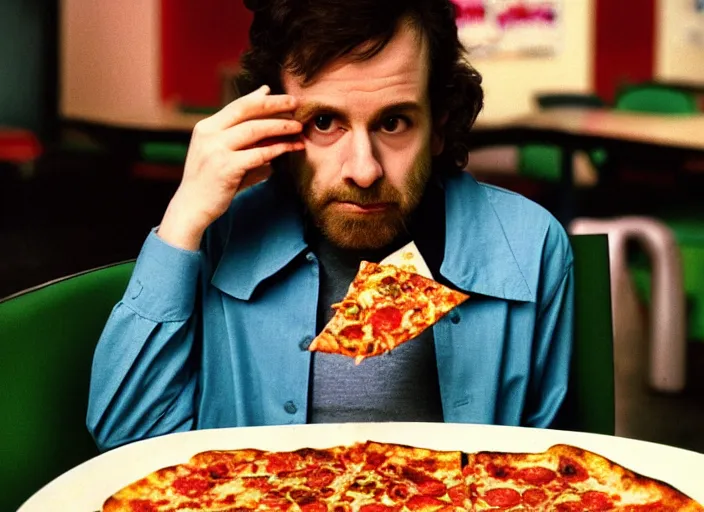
[237,0,484,172]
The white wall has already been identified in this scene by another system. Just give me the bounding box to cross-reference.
[655,0,704,83]
[60,0,162,119]
[472,0,595,122]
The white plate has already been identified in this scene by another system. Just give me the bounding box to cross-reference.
[17,422,704,511]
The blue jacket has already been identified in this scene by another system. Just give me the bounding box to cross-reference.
[87,171,574,452]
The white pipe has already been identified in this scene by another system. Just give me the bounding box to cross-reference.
[570,216,687,393]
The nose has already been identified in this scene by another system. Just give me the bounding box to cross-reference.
[340,131,383,188]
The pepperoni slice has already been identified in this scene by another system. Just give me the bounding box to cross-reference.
[558,456,589,482]
[555,502,584,512]
[365,452,387,469]
[300,503,328,512]
[515,466,556,485]
[581,490,614,511]
[129,500,156,512]
[319,487,335,498]
[266,452,300,474]
[388,483,410,501]
[339,324,364,341]
[370,306,402,334]
[486,463,513,479]
[522,488,548,506]
[172,476,212,497]
[448,484,468,506]
[405,495,446,510]
[359,504,399,512]
[483,488,522,507]
[307,467,337,488]
[416,479,447,497]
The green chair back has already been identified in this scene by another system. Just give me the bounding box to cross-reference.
[561,234,615,435]
[0,261,135,511]
[615,84,698,115]
[520,94,607,182]
[140,141,189,165]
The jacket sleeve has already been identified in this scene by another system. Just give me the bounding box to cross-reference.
[87,230,203,452]
[523,235,575,428]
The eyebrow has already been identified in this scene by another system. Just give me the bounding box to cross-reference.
[293,101,424,124]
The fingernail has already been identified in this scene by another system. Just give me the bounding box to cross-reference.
[257,85,270,95]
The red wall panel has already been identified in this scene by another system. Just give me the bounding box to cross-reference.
[160,0,252,107]
[594,0,656,102]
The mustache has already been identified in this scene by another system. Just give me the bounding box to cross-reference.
[320,183,403,206]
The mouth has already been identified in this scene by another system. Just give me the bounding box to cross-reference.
[333,201,393,214]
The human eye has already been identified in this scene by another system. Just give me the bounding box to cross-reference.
[304,113,345,145]
[311,114,338,133]
[379,115,411,134]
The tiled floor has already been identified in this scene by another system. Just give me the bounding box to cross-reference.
[2,152,703,453]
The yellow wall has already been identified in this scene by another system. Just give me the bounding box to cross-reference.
[655,0,704,82]
[472,0,595,122]
[59,0,601,124]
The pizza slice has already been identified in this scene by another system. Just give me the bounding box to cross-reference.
[308,261,469,364]
[464,444,704,511]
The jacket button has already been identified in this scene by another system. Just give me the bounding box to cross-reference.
[299,336,313,350]
[450,310,461,324]
[305,252,316,263]
[284,401,298,414]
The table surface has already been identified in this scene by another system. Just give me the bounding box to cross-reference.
[17,422,704,512]
[61,107,204,132]
[476,108,704,151]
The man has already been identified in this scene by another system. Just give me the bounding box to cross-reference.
[87,0,574,452]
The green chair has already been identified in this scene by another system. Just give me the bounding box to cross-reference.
[560,234,615,435]
[140,141,189,166]
[519,93,607,184]
[0,261,135,511]
[615,83,698,115]
[615,84,704,343]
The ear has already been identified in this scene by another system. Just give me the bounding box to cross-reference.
[431,111,449,156]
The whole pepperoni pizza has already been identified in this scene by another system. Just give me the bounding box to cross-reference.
[102,441,703,511]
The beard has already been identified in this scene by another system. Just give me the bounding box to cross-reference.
[290,155,433,250]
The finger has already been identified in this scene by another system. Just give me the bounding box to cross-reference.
[224,118,303,150]
[210,86,299,130]
[234,141,306,171]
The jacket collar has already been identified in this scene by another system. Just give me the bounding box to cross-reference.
[440,172,534,302]
[212,172,533,303]
[211,176,308,300]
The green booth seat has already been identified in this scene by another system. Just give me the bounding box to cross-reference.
[0,261,136,512]
[0,235,614,509]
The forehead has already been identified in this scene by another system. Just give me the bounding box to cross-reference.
[282,22,430,112]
